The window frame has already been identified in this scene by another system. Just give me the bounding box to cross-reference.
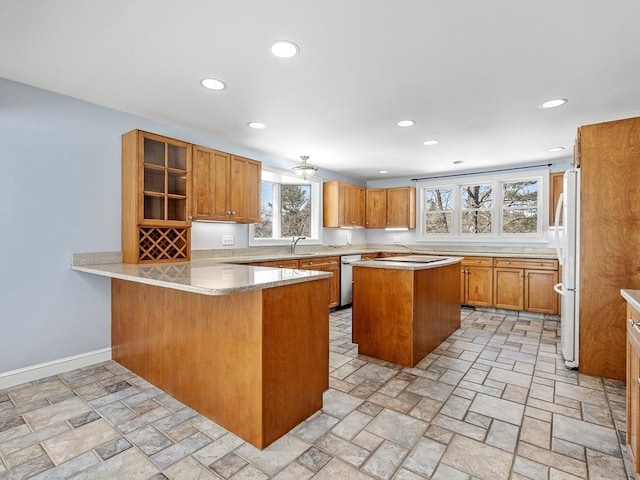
[248,166,323,246]
[417,168,549,243]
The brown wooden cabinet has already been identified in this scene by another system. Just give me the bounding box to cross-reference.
[364,187,416,229]
[122,130,192,264]
[323,181,365,228]
[549,172,564,226]
[578,117,640,381]
[192,145,261,223]
[461,257,493,307]
[365,188,387,228]
[627,300,640,479]
[493,258,559,314]
[299,256,340,308]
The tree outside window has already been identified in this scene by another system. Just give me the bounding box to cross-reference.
[461,184,492,234]
[501,180,538,234]
[424,187,453,234]
[254,182,311,239]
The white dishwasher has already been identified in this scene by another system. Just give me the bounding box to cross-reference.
[340,254,362,307]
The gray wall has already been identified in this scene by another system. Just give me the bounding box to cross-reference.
[0,78,358,372]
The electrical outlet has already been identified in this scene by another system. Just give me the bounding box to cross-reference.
[346,232,352,245]
[222,235,234,246]
[393,235,402,244]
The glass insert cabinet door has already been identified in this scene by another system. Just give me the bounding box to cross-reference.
[141,135,190,223]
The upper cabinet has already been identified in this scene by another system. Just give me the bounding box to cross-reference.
[364,186,416,229]
[549,172,564,226]
[323,181,365,228]
[122,130,192,264]
[386,187,416,229]
[365,188,387,228]
[192,145,261,223]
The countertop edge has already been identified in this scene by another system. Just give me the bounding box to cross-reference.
[353,256,463,270]
[72,264,332,296]
[622,289,640,311]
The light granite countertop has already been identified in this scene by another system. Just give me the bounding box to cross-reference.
[72,258,332,296]
[353,255,463,270]
[622,289,640,312]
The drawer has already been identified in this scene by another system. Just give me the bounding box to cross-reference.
[461,256,493,267]
[493,258,558,270]
[257,259,300,268]
[361,253,379,261]
[299,256,339,268]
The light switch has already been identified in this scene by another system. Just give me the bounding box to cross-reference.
[222,235,234,246]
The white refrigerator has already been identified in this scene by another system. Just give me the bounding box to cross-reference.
[553,168,580,369]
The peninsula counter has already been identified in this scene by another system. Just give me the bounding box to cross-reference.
[73,259,332,449]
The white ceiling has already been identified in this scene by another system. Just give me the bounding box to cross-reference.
[1,0,639,180]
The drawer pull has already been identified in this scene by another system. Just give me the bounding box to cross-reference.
[630,318,640,327]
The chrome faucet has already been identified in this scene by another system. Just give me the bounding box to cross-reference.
[291,236,306,254]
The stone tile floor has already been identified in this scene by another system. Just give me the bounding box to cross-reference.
[0,308,631,479]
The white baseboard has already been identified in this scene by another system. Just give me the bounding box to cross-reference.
[0,347,112,389]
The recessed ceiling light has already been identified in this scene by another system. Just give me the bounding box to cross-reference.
[247,122,266,129]
[378,170,389,174]
[269,41,299,58]
[201,78,226,91]
[539,98,568,109]
[396,120,415,127]
[453,160,464,164]
[546,146,565,152]
[423,140,439,146]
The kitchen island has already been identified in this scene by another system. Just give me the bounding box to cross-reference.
[72,259,331,449]
[352,255,462,367]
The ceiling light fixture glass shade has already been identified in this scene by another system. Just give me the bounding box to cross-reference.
[546,146,565,152]
[270,41,299,58]
[247,122,267,129]
[396,120,415,127]
[201,78,226,90]
[423,140,439,146]
[292,155,318,179]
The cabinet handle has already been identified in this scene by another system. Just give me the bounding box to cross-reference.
[226,211,232,215]
[476,260,481,263]
[637,378,640,386]
[231,211,236,215]
[539,262,543,266]
[506,261,511,264]
[630,318,640,327]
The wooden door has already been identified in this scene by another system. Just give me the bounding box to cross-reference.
[366,188,387,228]
[230,155,261,223]
[493,268,524,310]
[524,269,558,314]
[466,266,493,307]
[387,187,416,228]
[193,146,230,221]
[549,172,564,226]
[352,185,366,227]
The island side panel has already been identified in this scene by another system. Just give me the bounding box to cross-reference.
[261,278,330,447]
[352,267,415,366]
[111,278,264,446]
[413,263,461,362]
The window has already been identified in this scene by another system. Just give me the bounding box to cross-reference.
[249,167,322,245]
[417,169,548,243]
[424,186,453,234]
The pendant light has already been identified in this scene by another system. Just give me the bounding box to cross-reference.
[292,155,318,180]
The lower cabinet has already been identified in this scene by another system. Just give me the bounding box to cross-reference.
[493,258,559,314]
[627,300,640,478]
[461,257,493,307]
[299,257,340,308]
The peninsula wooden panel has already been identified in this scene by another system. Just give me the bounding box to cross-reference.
[111,277,329,449]
[579,117,640,381]
[352,262,461,367]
